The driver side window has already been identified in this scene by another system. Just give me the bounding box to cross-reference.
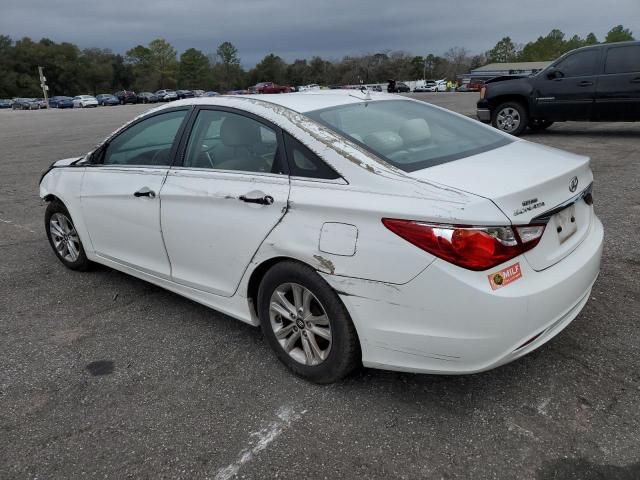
[103,110,188,166]
[554,50,599,78]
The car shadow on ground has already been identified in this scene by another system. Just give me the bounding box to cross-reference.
[525,127,640,139]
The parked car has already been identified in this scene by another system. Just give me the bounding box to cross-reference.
[137,92,159,104]
[192,89,205,97]
[203,91,220,97]
[33,98,48,108]
[387,81,410,93]
[434,80,448,92]
[114,90,137,104]
[466,80,484,92]
[0,99,12,108]
[40,92,602,383]
[414,81,437,92]
[298,84,321,92]
[73,95,99,108]
[96,94,119,106]
[12,98,39,110]
[48,96,74,109]
[477,41,640,135]
[176,89,195,99]
[155,89,178,102]
[250,82,292,94]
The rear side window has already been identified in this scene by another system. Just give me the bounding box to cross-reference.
[605,45,640,74]
[555,50,599,77]
[283,133,340,180]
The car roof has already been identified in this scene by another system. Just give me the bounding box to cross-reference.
[167,90,401,114]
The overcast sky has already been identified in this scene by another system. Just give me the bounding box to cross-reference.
[2,0,638,65]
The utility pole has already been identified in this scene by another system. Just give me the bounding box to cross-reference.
[38,66,49,107]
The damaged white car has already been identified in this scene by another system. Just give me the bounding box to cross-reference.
[40,91,603,383]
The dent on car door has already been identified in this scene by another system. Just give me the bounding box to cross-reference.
[596,44,640,121]
[159,107,290,297]
[534,49,600,121]
[80,108,190,277]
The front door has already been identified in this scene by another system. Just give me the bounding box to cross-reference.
[596,43,640,121]
[160,107,290,296]
[81,108,190,277]
[533,48,600,121]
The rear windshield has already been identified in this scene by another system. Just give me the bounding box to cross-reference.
[305,100,511,172]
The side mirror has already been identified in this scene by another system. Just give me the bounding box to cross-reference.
[547,68,564,80]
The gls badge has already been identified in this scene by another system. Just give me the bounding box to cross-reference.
[569,176,579,193]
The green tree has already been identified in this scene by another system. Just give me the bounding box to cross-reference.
[605,25,634,43]
[212,41,244,91]
[250,53,287,85]
[178,48,210,88]
[80,48,114,94]
[126,38,177,90]
[487,37,518,63]
[519,29,569,61]
[585,33,599,45]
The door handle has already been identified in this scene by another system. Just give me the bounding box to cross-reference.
[133,187,156,198]
[631,78,640,83]
[578,81,593,87]
[239,194,274,205]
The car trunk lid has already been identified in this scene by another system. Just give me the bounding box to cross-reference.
[408,140,594,271]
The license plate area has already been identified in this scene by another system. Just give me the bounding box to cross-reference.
[553,204,577,244]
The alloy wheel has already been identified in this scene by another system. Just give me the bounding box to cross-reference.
[269,283,332,366]
[49,213,81,262]
[496,107,521,132]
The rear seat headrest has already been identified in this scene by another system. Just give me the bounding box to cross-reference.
[399,118,431,147]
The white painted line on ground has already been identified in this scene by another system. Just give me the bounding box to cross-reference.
[213,405,305,480]
[0,217,36,234]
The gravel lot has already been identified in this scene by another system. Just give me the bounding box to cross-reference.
[1,94,639,479]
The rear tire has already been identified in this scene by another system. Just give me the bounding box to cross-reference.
[45,201,92,271]
[491,101,528,136]
[258,261,360,383]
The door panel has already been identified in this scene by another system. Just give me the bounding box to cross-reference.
[160,170,289,296]
[160,107,290,297]
[533,49,600,121]
[596,44,640,121]
[81,167,171,276]
[80,108,189,277]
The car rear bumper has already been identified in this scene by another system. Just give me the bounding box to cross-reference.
[324,215,603,374]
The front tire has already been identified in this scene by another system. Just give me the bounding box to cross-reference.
[45,201,91,271]
[258,261,360,383]
[492,101,528,136]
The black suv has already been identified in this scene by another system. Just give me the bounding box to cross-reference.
[477,41,640,135]
[114,90,138,105]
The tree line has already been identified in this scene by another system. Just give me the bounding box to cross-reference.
[0,25,634,98]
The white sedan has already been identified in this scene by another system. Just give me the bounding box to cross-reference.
[39,92,603,383]
[73,95,98,108]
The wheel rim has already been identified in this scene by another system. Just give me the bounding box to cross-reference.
[269,283,332,366]
[496,107,521,132]
[49,213,80,262]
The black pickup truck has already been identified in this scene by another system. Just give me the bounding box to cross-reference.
[477,41,640,135]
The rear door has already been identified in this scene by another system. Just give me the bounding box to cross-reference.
[81,108,190,277]
[595,43,640,121]
[533,48,600,120]
[159,107,290,296]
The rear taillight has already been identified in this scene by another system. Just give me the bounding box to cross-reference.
[382,219,545,271]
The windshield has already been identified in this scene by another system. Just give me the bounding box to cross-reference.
[305,100,512,172]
